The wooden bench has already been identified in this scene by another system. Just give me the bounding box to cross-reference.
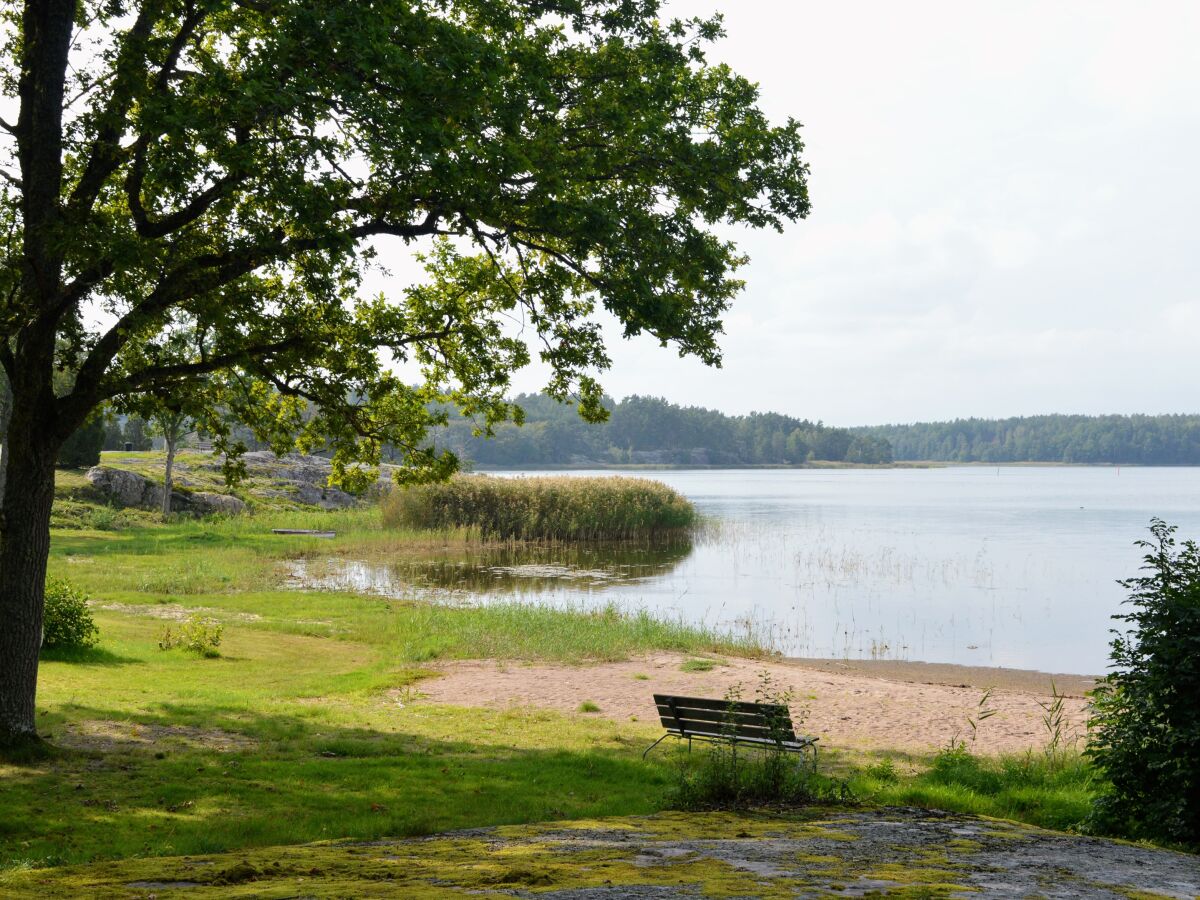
[644,693,819,770]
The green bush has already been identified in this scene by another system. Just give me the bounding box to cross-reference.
[667,674,849,810]
[56,411,107,469]
[159,615,224,658]
[42,579,100,650]
[1086,519,1200,849]
[382,474,696,541]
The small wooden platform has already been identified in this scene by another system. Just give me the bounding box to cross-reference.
[271,529,336,537]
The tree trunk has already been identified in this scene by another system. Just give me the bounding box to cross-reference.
[162,435,176,518]
[0,409,58,748]
[0,377,11,511]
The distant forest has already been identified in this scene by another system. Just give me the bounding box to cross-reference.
[430,395,893,467]
[854,415,1200,465]
[104,398,1200,468]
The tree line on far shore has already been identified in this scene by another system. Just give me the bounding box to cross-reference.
[427,394,894,467]
[855,414,1200,465]
[60,404,1200,471]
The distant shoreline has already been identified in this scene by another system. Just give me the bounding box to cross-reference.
[470,460,1187,472]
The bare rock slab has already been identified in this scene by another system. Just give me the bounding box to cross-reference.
[10,808,1198,897]
[85,467,245,516]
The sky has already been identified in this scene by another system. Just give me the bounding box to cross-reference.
[380,2,1200,426]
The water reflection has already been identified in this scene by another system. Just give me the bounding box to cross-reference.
[287,536,694,603]
[285,467,1200,674]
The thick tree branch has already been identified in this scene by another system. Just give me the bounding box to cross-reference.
[68,2,207,217]
[66,209,447,410]
[104,335,310,397]
[16,0,76,306]
[125,164,243,239]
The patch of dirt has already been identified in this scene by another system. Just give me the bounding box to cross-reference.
[91,602,263,623]
[54,719,258,754]
[409,654,1089,754]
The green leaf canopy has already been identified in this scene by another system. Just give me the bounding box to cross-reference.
[3,0,810,482]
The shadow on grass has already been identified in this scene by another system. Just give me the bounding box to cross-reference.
[38,646,140,666]
[0,702,671,871]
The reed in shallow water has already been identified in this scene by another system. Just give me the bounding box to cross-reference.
[382,474,697,541]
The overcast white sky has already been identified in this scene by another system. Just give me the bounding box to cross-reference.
[417,2,1200,426]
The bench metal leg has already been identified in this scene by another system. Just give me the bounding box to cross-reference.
[792,743,818,775]
[642,733,670,760]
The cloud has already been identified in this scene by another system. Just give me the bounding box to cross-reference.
[382,2,1200,425]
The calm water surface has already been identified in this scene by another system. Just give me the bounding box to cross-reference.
[306,467,1200,674]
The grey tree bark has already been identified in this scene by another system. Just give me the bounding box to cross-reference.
[162,433,176,517]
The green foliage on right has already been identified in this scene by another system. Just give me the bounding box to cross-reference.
[383,475,696,541]
[41,579,99,650]
[1087,519,1200,849]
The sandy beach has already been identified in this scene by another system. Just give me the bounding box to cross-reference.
[412,654,1093,755]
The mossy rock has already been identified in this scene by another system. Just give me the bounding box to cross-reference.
[5,808,1198,898]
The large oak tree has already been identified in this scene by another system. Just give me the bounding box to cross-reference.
[0,0,809,747]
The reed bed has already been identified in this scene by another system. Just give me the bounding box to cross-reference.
[381,474,697,541]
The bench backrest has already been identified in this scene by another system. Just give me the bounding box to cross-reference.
[653,694,797,744]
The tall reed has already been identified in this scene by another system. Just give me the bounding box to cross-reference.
[381,474,697,541]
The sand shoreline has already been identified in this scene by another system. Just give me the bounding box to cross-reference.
[410,653,1093,755]
[784,657,1098,698]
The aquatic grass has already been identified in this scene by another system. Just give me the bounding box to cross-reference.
[382,474,696,541]
[375,600,765,664]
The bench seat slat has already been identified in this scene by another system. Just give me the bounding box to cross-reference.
[657,717,783,740]
[656,704,797,733]
[653,694,788,716]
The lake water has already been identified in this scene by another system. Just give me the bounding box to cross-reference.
[301,467,1200,674]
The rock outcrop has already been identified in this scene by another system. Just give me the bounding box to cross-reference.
[84,452,370,514]
[86,467,246,516]
[236,452,358,509]
[86,466,158,509]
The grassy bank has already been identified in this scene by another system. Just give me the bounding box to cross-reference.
[383,474,696,540]
[0,509,760,873]
[1,602,1099,875]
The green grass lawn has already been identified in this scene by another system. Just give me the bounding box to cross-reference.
[0,501,1105,882]
[4,613,679,871]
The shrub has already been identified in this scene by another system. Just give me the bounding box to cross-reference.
[42,579,100,650]
[1086,519,1200,849]
[667,673,849,810]
[56,411,107,469]
[382,474,696,541]
[159,615,224,658]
